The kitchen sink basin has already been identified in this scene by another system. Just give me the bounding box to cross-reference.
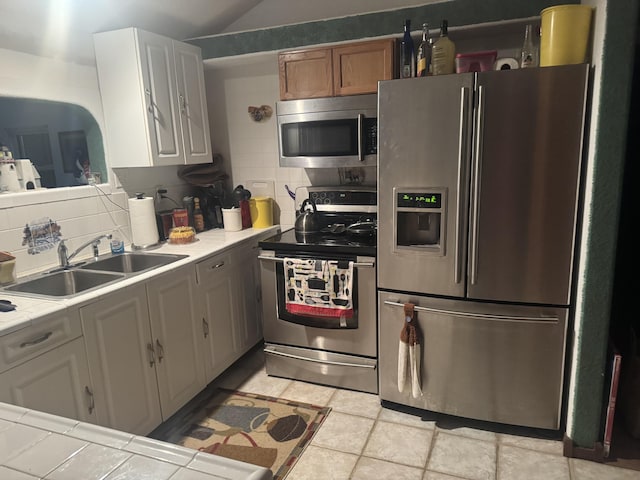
[4,269,125,298]
[79,252,187,274]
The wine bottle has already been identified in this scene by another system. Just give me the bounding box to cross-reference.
[193,197,205,232]
[431,20,456,75]
[416,23,432,77]
[400,19,415,78]
[520,24,538,68]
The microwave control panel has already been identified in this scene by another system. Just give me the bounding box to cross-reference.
[364,118,377,154]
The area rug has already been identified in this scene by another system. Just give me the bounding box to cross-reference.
[168,389,331,479]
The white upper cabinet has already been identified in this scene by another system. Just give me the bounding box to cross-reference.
[94,28,212,167]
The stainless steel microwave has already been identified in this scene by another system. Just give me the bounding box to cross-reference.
[276,94,377,168]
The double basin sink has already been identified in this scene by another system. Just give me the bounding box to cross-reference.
[2,252,188,298]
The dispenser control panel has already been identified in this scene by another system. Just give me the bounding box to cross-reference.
[397,192,442,209]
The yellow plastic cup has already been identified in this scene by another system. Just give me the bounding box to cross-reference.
[540,5,593,66]
[249,196,273,228]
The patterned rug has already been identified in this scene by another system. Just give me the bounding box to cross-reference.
[168,389,330,479]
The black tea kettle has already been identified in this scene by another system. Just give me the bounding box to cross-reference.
[295,198,321,234]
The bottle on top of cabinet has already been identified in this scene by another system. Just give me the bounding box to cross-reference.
[400,19,415,78]
[416,23,432,77]
[431,20,456,75]
[520,24,539,68]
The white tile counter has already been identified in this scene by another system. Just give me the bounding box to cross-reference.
[0,402,272,480]
[0,226,280,479]
[0,226,280,336]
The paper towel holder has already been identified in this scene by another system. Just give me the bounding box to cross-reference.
[130,192,161,251]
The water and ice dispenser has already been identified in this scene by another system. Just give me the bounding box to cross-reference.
[394,188,446,255]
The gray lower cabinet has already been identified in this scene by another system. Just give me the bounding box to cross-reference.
[2,237,268,435]
[196,239,265,384]
[81,265,205,435]
[146,265,206,418]
[197,251,237,382]
[81,283,163,435]
[0,309,97,424]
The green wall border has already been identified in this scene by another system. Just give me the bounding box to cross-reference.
[188,0,575,59]
[189,0,638,451]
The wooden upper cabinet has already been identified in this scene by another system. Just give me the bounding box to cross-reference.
[279,48,333,100]
[333,39,395,96]
[279,39,395,100]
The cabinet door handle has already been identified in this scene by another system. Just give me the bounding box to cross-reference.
[156,339,164,363]
[179,93,186,115]
[210,262,224,270]
[145,88,154,114]
[202,317,210,338]
[20,331,53,348]
[146,342,155,367]
[85,385,95,414]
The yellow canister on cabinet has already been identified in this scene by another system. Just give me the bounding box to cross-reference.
[250,196,273,228]
[540,5,593,67]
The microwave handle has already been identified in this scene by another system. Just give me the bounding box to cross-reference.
[358,113,364,162]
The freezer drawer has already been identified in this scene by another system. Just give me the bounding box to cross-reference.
[264,344,378,394]
[378,291,568,429]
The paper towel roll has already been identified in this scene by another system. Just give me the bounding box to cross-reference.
[495,57,519,70]
[128,194,159,248]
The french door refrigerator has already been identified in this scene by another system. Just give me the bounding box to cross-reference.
[377,64,588,430]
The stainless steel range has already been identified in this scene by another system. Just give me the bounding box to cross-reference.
[258,186,377,394]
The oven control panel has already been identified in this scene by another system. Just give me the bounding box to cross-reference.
[296,186,377,213]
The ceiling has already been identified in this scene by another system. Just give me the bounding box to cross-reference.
[0,0,439,65]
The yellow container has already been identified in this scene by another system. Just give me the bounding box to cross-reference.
[249,196,273,228]
[540,5,593,66]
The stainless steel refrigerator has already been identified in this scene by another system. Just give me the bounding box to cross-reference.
[377,64,588,430]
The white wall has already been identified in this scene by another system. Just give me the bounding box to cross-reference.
[204,56,304,230]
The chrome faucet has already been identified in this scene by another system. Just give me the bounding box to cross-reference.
[57,234,112,268]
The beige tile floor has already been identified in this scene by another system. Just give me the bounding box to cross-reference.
[154,348,640,480]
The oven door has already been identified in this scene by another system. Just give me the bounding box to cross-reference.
[259,251,376,358]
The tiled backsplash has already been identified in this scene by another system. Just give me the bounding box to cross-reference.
[0,185,129,278]
[0,166,192,278]
[204,57,357,231]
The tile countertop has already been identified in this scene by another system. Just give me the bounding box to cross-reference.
[0,227,281,479]
[0,402,273,480]
[0,226,280,336]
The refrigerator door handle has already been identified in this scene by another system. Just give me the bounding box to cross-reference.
[470,85,485,285]
[383,300,559,323]
[455,87,471,284]
[357,113,364,161]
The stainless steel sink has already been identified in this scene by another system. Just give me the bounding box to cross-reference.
[79,252,187,274]
[4,269,125,297]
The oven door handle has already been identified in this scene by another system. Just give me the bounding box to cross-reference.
[264,346,377,369]
[257,256,374,268]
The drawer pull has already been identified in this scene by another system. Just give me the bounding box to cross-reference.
[20,331,53,348]
[264,346,376,369]
[85,385,95,414]
[383,300,558,323]
[210,262,225,270]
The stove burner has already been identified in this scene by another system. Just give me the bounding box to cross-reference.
[259,187,378,256]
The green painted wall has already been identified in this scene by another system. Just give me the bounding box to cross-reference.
[189,0,577,59]
[568,0,638,448]
[189,0,638,451]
